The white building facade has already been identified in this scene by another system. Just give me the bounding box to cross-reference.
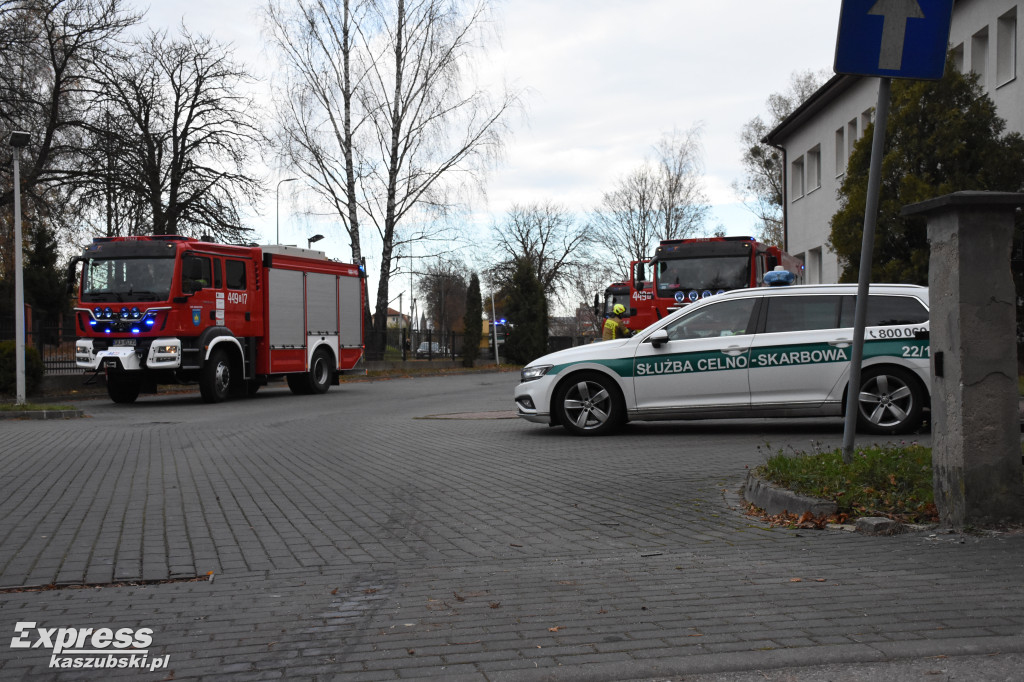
[767,0,1022,284]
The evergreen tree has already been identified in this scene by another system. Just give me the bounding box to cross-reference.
[462,273,482,367]
[829,62,1024,284]
[24,224,67,322]
[503,258,547,365]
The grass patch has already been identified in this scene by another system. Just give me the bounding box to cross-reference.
[755,442,937,524]
[0,402,75,411]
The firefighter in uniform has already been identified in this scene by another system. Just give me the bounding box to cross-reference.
[603,303,632,340]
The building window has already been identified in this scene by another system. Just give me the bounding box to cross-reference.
[861,108,874,134]
[791,156,805,200]
[847,119,858,158]
[808,247,823,285]
[997,8,1017,86]
[807,145,821,191]
[973,26,989,86]
[835,128,845,177]
[951,42,965,72]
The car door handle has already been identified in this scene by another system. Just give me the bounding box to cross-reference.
[828,339,852,348]
[721,346,746,357]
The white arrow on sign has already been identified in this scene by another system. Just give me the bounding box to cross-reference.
[868,0,925,70]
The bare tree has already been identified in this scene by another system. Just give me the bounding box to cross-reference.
[592,125,708,275]
[264,0,519,356]
[89,28,265,240]
[488,201,592,300]
[0,0,140,209]
[419,255,469,334]
[361,0,518,348]
[263,0,371,262]
[732,70,829,245]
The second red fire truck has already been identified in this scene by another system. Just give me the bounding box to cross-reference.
[598,237,803,333]
[70,235,365,404]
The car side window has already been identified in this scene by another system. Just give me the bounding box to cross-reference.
[839,295,929,327]
[763,296,842,333]
[663,298,757,341]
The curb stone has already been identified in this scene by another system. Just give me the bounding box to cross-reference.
[0,408,85,420]
[742,470,838,517]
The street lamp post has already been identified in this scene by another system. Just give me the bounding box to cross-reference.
[307,234,324,249]
[9,131,31,405]
[276,177,297,244]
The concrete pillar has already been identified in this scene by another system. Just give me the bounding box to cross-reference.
[903,191,1024,528]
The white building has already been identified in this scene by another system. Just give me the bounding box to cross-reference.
[766,0,1022,284]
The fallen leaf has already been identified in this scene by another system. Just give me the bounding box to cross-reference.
[548,626,561,632]
[330,588,338,595]
[453,591,465,602]
[790,578,803,583]
[489,602,501,609]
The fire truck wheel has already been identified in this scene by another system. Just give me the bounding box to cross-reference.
[307,348,334,394]
[200,347,233,403]
[107,375,141,404]
[853,365,925,436]
[286,373,310,395]
[554,371,625,436]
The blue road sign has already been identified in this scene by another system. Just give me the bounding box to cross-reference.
[835,0,954,80]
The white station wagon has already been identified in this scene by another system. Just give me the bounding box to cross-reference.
[514,284,931,436]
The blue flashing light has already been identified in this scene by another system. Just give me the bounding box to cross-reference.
[131,328,140,334]
[104,328,112,334]
[764,269,796,287]
[89,320,97,326]
[145,319,155,326]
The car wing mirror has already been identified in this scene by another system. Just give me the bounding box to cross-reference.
[648,329,669,348]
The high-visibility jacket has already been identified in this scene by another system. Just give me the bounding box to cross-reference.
[603,316,630,341]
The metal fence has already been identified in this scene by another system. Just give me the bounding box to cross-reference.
[0,314,80,375]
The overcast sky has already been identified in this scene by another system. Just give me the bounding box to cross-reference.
[144,0,844,289]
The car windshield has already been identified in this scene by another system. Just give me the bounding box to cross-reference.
[81,257,176,302]
[655,256,751,298]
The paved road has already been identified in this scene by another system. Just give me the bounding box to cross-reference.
[1,372,1022,680]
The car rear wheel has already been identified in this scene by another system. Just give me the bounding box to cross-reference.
[855,366,924,435]
[555,371,624,436]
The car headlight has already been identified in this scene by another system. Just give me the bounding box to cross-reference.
[521,364,553,382]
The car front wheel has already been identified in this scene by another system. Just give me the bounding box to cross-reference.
[855,366,925,435]
[554,371,624,436]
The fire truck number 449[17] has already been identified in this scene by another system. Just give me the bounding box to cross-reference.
[69,235,365,404]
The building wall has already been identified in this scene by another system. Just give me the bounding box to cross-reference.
[779,0,1022,284]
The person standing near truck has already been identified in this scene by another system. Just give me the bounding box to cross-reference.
[602,304,632,341]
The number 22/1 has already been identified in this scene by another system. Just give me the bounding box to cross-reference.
[901,345,929,358]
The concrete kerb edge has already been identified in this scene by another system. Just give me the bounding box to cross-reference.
[741,469,838,517]
[0,408,85,420]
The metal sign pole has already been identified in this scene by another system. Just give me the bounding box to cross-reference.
[842,77,892,462]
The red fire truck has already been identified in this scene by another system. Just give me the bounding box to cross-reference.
[648,236,802,316]
[69,236,365,404]
[597,260,659,333]
[597,238,803,334]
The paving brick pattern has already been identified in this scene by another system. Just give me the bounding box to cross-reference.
[1,372,1022,680]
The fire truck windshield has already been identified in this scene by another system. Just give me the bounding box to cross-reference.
[81,257,176,302]
[604,290,630,316]
[655,256,750,297]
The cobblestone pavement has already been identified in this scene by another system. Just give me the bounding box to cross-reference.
[1,372,1022,680]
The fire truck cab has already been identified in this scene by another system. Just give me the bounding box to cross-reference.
[70,236,365,404]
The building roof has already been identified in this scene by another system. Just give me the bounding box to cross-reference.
[763,74,861,146]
